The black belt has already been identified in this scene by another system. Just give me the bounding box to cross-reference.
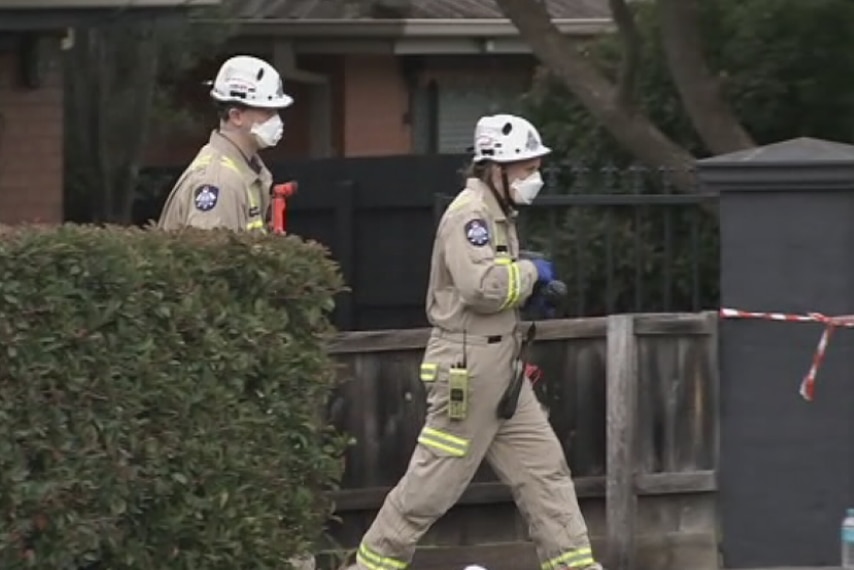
[434,329,505,345]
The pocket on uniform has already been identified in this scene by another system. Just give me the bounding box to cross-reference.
[418,367,473,458]
[423,364,449,413]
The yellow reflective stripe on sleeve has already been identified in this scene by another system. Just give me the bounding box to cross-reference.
[417,427,469,457]
[420,363,438,382]
[495,257,521,309]
[190,155,212,170]
[246,220,264,230]
[448,196,471,212]
[219,156,241,174]
[505,261,521,308]
[541,547,595,570]
[357,543,408,570]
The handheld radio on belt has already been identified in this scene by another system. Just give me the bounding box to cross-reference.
[448,332,469,421]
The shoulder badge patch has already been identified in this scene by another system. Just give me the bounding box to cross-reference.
[193,185,219,212]
[464,218,490,247]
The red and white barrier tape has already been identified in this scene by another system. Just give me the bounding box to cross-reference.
[719,308,854,401]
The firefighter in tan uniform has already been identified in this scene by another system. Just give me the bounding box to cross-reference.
[158,55,292,233]
[157,56,317,570]
[349,115,603,570]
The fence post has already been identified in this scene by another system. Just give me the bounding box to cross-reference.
[606,314,638,570]
[698,137,854,567]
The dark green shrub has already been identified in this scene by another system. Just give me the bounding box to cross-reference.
[0,224,348,569]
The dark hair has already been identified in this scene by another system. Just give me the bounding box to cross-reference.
[461,160,490,183]
[214,101,249,123]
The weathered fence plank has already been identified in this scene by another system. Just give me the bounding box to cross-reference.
[322,312,720,570]
[606,315,638,570]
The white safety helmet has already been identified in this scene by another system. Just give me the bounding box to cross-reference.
[209,55,294,110]
[472,114,551,164]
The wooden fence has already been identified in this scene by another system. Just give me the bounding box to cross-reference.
[321,312,720,570]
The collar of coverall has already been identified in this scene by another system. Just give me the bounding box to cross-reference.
[465,177,518,222]
[208,130,267,183]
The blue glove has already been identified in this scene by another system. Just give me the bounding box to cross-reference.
[525,293,557,319]
[530,258,555,283]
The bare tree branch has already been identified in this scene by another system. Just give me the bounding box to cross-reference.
[494,0,696,192]
[656,0,755,153]
[609,0,641,109]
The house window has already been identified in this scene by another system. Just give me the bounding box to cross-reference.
[412,76,528,155]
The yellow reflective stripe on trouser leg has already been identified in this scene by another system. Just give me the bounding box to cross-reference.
[417,426,469,457]
[356,543,408,570]
[541,547,595,570]
[496,257,521,309]
[420,363,437,382]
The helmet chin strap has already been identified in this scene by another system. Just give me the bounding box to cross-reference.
[486,165,517,215]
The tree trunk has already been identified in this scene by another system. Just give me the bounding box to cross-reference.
[609,0,642,109]
[494,0,696,192]
[657,0,755,154]
[112,20,161,223]
[65,18,164,225]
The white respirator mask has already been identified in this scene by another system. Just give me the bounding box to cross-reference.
[510,171,544,205]
[250,114,284,149]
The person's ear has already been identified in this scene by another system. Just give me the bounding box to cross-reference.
[227,107,245,127]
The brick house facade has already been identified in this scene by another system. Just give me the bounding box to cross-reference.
[0,44,63,224]
[144,0,612,167]
[1,0,611,224]
[0,1,219,225]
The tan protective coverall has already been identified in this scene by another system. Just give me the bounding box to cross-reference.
[157,130,271,233]
[157,131,316,570]
[354,178,598,570]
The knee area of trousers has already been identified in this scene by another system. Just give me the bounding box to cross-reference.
[393,485,453,521]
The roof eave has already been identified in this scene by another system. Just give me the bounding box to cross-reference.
[0,0,218,7]
[0,0,220,31]
[197,17,615,38]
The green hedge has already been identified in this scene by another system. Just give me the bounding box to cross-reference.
[0,225,348,569]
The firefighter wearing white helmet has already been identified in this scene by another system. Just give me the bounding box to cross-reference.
[158,55,293,232]
[347,114,604,570]
[158,56,315,570]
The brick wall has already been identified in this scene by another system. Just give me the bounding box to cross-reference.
[341,54,411,156]
[0,45,64,225]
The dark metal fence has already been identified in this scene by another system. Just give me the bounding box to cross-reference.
[137,155,719,331]
[435,163,720,318]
